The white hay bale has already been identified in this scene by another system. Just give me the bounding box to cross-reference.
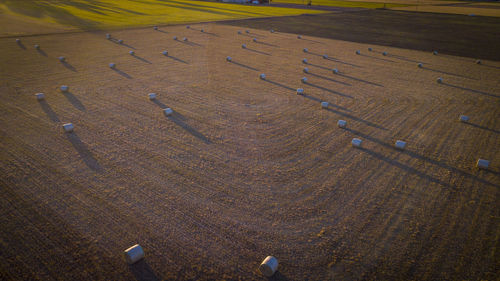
[186,25,190,29]
[60,85,69,92]
[302,58,308,64]
[35,93,45,100]
[183,37,188,41]
[476,60,481,64]
[433,50,438,55]
[332,68,339,74]
[297,35,302,39]
[270,29,274,33]
[62,123,74,133]
[337,120,346,128]
[296,88,304,95]
[173,36,178,40]
[321,101,329,109]
[58,56,66,62]
[356,50,360,55]
[242,44,247,49]
[303,48,308,53]
[459,115,469,122]
[34,44,40,50]
[395,140,406,150]
[129,50,134,55]
[164,108,173,116]
[109,63,116,69]
[368,47,372,51]
[16,38,20,43]
[226,56,232,62]
[259,256,278,277]
[106,33,111,39]
[437,77,443,83]
[352,138,362,147]
[124,244,144,265]
[382,51,388,56]
[259,73,266,80]
[154,26,158,30]
[301,77,308,83]
[148,93,157,100]
[118,39,123,44]
[162,50,168,56]
[201,29,204,33]
[476,159,489,169]
[238,30,242,34]
[303,67,309,73]
[252,38,257,42]
[245,30,250,33]
[418,63,423,68]
[323,54,328,59]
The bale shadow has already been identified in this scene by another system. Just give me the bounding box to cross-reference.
[62,91,86,111]
[308,72,351,86]
[38,100,60,122]
[167,116,211,144]
[326,109,386,130]
[229,61,259,71]
[113,68,132,79]
[245,48,271,56]
[65,132,102,172]
[156,29,168,34]
[36,48,48,57]
[152,99,167,109]
[305,82,353,99]
[241,33,266,39]
[167,55,188,64]
[255,41,278,48]
[132,55,152,64]
[337,73,383,87]
[300,37,323,44]
[180,40,203,47]
[190,27,219,37]
[386,53,423,64]
[346,128,499,188]
[464,122,500,134]
[325,57,361,68]
[61,61,77,72]
[307,63,331,71]
[482,64,500,70]
[17,41,26,50]
[359,53,395,63]
[262,79,296,92]
[442,83,499,98]
[129,259,160,281]
[110,39,136,49]
[422,67,474,80]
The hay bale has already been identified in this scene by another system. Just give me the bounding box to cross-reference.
[35,93,45,100]
[323,54,328,59]
[459,115,469,122]
[183,37,188,41]
[242,44,247,49]
[173,36,178,40]
[34,44,40,50]
[382,51,388,56]
[238,30,242,34]
[246,30,250,33]
[356,50,360,55]
[129,51,135,55]
[164,108,173,116]
[433,51,438,55]
[270,29,274,33]
[259,73,266,80]
[109,63,116,69]
[259,256,278,277]
[302,58,308,64]
[476,159,489,169]
[124,244,144,265]
[58,56,66,62]
[303,48,308,53]
[118,39,123,44]
[162,50,168,56]
[60,85,69,92]
[332,68,339,74]
[352,138,362,147]
[418,63,423,68]
[395,140,406,150]
[106,34,111,39]
[16,38,20,43]
[301,77,308,83]
[62,123,74,133]
[148,93,157,100]
[154,26,158,30]
[321,101,329,109]
[186,25,190,29]
[476,60,481,64]
[201,29,204,33]
[296,88,304,95]
[337,120,346,128]
[253,38,257,42]
[303,67,309,73]
[297,35,302,39]
[437,77,443,83]
[368,47,372,51]
[226,56,232,62]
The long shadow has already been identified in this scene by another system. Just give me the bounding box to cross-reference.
[113,68,132,79]
[167,116,211,144]
[244,48,270,56]
[306,82,353,99]
[61,61,77,72]
[308,72,351,86]
[36,48,47,57]
[326,108,386,130]
[132,55,152,64]
[65,132,102,172]
[346,128,499,188]
[255,41,278,48]
[262,79,296,92]
[386,53,423,64]
[179,40,203,47]
[325,57,362,68]
[301,38,323,44]
[229,61,259,71]
[62,91,86,111]
[241,33,266,39]
[129,259,160,281]
[166,55,188,64]
[442,83,499,98]
[190,27,219,37]
[422,67,474,80]
[38,100,60,122]
[152,99,167,109]
[307,63,331,71]
[482,64,500,70]
[359,53,395,63]
[464,122,500,134]
[156,29,168,34]
[337,73,383,87]
[110,38,136,49]
[17,41,26,50]
[302,94,351,111]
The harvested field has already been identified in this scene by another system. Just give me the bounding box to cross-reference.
[0,21,499,281]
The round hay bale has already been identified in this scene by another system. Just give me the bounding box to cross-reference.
[186,25,190,29]
[433,51,438,55]
[352,138,362,147]
[332,68,339,74]
[118,39,123,44]
[245,30,250,33]
[303,67,309,73]
[183,37,188,41]
[417,63,423,68]
[129,50,135,55]
[124,244,144,265]
[259,256,278,277]
[60,85,69,92]
[201,29,204,33]
[252,38,257,42]
[323,54,328,59]
[259,73,266,80]
[296,88,304,95]
[476,159,489,169]
[109,63,116,69]
[226,56,232,62]
[337,120,347,128]
[303,48,308,53]
[242,44,247,49]
[149,93,157,100]
[476,60,481,64]
[34,44,40,50]
[270,29,274,33]
[238,30,242,34]
[106,34,111,39]
[162,50,168,56]
[395,140,406,150]
[62,123,74,133]
[297,35,302,39]
[356,50,360,55]
[301,77,308,83]
[321,101,329,109]
[382,51,388,56]
[154,26,158,30]
[437,77,443,83]
[173,36,178,40]
[35,93,45,100]
[164,108,173,116]
[368,47,372,51]
[302,58,308,64]
[58,56,66,62]
[16,38,20,43]
[459,115,469,122]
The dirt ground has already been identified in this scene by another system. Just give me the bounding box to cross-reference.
[0,21,499,280]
